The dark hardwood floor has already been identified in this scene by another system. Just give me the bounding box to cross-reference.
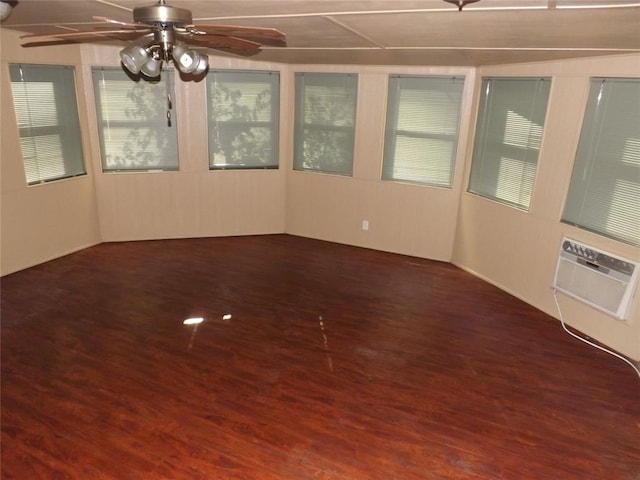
[2,234,639,479]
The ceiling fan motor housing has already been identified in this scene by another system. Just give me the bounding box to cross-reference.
[133,3,192,26]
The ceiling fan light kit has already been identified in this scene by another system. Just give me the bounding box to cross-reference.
[118,34,209,77]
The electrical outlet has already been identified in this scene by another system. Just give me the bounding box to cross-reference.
[362,220,369,231]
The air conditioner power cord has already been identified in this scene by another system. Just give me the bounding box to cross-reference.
[552,288,640,380]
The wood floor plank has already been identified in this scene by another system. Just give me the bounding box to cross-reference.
[2,235,639,479]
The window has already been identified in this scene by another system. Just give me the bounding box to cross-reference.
[293,73,358,176]
[468,77,551,210]
[562,78,640,245]
[206,70,279,170]
[92,67,178,172]
[9,64,85,185]
[383,75,465,187]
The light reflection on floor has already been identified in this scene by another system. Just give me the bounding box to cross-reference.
[319,315,333,372]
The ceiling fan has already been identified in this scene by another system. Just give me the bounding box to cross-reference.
[20,0,287,78]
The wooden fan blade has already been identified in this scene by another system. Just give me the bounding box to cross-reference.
[186,35,262,57]
[185,24,286,47]
[21,39,88,48]
[92,15,147,29]
[21,30,151,47]
[21,28,153,41]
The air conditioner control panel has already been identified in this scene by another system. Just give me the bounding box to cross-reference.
[562,239,635,276]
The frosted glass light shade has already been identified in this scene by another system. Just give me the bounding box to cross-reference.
[172,43,201,73]
[140,56,162,78]
[192,53,209,75]
[120,45,149,74]
[0,2,14,22]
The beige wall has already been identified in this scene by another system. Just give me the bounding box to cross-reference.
[453,54,640,360]
[81,52,473,257]
[1,29,101,275]
[2,25,638,359]
[285,65,476,261]
[80,45,288,242]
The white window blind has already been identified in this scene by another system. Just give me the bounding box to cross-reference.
[207,70,279,170]
[383,75,465,187]
[92,67,178,172]
[9,64,85,185]
[562,78,640,246]
[293,73,358,176]
[468,77,551,210]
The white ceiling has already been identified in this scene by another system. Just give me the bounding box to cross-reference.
[2,0,640,66]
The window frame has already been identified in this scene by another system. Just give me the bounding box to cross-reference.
[92,67,179,173]
[9,63,86,186]
[206,69,280,170]
[561,77,640,246]
[467,76,552,211]
[293,72,358,177]
[382,74,465,188]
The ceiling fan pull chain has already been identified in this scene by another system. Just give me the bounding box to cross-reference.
[166,71,172,127]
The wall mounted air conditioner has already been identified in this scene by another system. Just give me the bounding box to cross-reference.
[553,237,639,320]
